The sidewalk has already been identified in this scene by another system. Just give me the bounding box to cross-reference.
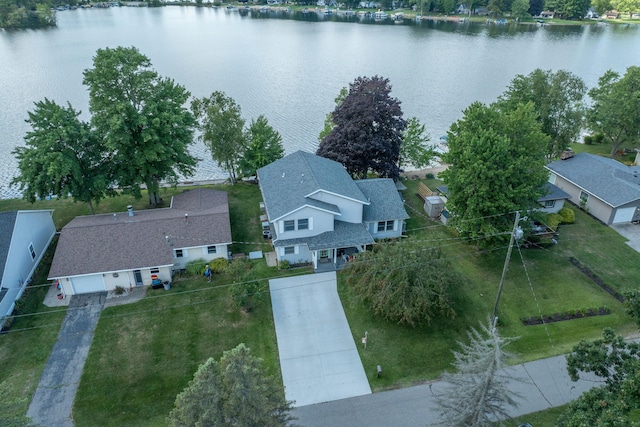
[293,353,602,426]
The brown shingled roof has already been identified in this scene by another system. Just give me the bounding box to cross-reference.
[48,189,232,278]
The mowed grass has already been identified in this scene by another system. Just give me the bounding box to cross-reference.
[340,178,639,392]
[2,178,640,425]
[74,268,281,427]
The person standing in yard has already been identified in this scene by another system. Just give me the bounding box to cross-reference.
[204,265,211,282]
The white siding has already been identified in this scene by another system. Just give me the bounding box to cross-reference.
[277,244,312,265]
[172,244,230,270]
[308,191,364,223]
[277,207,333,239]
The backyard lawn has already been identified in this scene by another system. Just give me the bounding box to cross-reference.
[1,179,639,425]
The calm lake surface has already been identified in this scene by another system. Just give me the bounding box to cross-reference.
[1,7,640,198]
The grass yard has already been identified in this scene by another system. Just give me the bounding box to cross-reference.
[2,177,640,425]
[74,265,282,427]
[340,178,639,392]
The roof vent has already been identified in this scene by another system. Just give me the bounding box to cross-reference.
[127,205,134,217]
[185,213,189,224]
[282,172,286,178]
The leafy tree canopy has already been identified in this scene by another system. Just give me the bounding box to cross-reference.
[440,101,549,247]
[0,0,55,29]
[496,68,586,159]
[437,319,519,427]
[240,115,284,178]
[83,46,197,206]
[168,343,295,427]
[12,99,112,214]
[559,329,640,426]
[192,91,246,185]
[400,117,436,170]
[511,0,531,19]
[587,66,640,157]
[345,238,459,327]
[317,76,406,180]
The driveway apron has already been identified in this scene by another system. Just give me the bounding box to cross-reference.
[27,292,106,427]
[269,272,371,407]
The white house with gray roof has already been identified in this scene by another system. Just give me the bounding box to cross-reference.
[546,153,640,225]
[257,151,408,269]
[0,210,56,325]
[48,188,232,296]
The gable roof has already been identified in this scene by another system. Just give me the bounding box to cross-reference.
[356,178,409,222]
[257,151,369,221]
[546,153,640,207]
[538,182,571,202]
[0,211,18,284]
[48,189,232,278]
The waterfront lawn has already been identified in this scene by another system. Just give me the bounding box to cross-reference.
[340,179,638,391]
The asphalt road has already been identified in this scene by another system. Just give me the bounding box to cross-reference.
[293,353,602,427]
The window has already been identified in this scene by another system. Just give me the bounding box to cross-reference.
[579,191,589,203]
[377,220,394,232]
[175,249,184,258]
[284,220,295,232]
[150,267,160,274]
[28,243,36,260]
[297,218,309,230]
[207,246,217,254]
[544,200,555,208]
[284,246,295,255]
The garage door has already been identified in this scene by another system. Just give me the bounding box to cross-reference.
[613,207,636,224]
[71,275,106,294]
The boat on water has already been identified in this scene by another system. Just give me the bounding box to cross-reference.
[373,10,387,20]
[226,5,239,11]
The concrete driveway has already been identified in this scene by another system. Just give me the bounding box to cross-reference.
[611,222,640,252]
[269,272,371,407]
[27,292,106,427]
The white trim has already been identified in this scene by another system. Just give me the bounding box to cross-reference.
[271,204,342,222]
[306,189,370,205]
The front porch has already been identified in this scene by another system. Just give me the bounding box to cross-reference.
[314,247,361,273]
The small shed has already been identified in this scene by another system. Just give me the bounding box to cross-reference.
[424,196,444,218]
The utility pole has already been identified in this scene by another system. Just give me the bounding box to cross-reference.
[492,211,521,328]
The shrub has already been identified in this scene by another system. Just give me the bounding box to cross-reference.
[278,260,290,270]
[594,133,604,144]
[583,135,593,145]
[547,213,562,230]
[425,173,435,179]
[559,207,575,224]
[209,258,228,274]
[185,259,208,276]
[114,286,126,295]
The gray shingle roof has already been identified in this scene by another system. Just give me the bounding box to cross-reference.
[48,189,232,278]
[538,182,571,202]
[355,178,409,222]
[0,211,18,286]
[546,153,640,207]
[273,220,375,250]
[257,151,369,221]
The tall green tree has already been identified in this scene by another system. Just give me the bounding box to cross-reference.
[345,239,458,327]
[496,69,586,159]
[612,0,640,18]
[240,115,284,178]
[12,99,112,214]
[591,0,612,14]
[318,86,348,143]
[168,343,295,427]
[440,102,548,247]
[437,319,518,427]
[511,0,531,19]
[83,46,196,206]
[192,91,246,185]
[559,328,640,426]
[588,66,640,157]
[317,76,406,180]
[400,117,435,170]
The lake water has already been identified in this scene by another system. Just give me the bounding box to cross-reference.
[1,7,640,198]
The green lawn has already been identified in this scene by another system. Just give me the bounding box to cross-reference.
[1,179,639,425]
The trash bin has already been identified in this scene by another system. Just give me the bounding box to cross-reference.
[163,281,171,290]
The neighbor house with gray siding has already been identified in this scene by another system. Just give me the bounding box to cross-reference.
[48,188,232,296]
[0,210,56,324]
[257,151,408,269]
[546,153,640,225]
